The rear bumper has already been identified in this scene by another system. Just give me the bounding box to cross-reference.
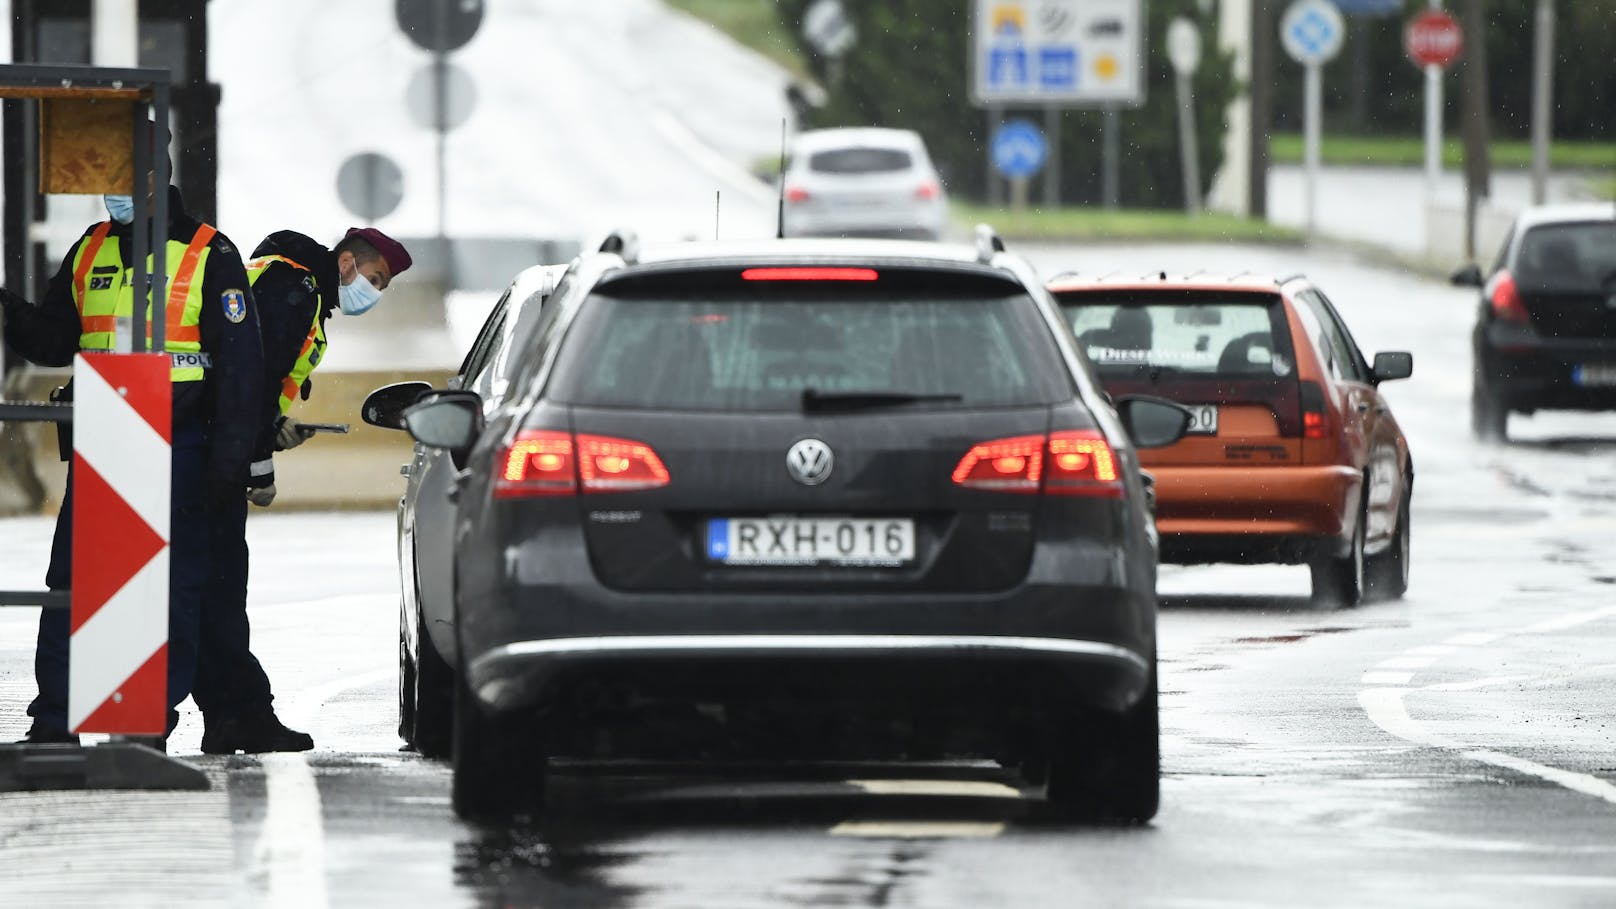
[782,202,948,239]
[1150,464,1360,564]
[1479,329,1616,412]
[467,633,1149,717]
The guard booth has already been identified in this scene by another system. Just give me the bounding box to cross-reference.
[0,63,207,792]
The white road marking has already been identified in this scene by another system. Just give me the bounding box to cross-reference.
[1425,676,1529,692]
[830,821,1006,839]
[1376,656,1437,670]
[253,667,394,909]
[1444,632,1502,647]
[1521,605,1616,634]
[1359,688,1616,807]
[1407,645,1461,657]
[1360,671,1415,686]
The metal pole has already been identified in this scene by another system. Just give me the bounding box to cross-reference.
[130,110,149,355]
[1424,63,1442,197]
[1102,107,1120,210]
[1304,62,1321,237]
[91,0,138,67]
[150,85,170,352]
[1043,104,1060,209]
[1529,0,1554,205]
[986,105,1003,207]
[434,2,449,240]
[1176,72,1201,215]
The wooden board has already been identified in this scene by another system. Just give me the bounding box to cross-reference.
[39,97,138,194]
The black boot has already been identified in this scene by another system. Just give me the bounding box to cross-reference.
[18,721,80,745]
[200,711,314,755]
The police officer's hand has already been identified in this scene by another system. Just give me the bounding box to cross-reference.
[275,417,311,451]
[246,483,277,507]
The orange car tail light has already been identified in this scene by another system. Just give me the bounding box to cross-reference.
[1299,381,1328,440]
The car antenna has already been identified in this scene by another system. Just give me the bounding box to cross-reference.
[715,190,721,240]
[776,118,787,239]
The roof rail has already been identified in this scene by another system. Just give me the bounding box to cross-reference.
[1278,272,1307,285]
[599,228,640,265]
[974,223,1005,264]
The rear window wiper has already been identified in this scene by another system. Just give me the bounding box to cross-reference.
[801,388,964,412]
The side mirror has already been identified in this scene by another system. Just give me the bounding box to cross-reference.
[1371,351,1414,383]
[1115,396,1193,450]
[401,391,484,468]
[362,381,433,430]
[1450,263,1484,287]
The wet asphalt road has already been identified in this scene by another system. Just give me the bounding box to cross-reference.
[2,243,1615,908]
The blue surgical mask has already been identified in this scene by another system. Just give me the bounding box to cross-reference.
[338,265,382,316]
[104,194,135,224]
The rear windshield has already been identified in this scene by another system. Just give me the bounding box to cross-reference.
[552,278,1067,412]
[808,148,913,174]
[1515,222,1616,290]
[1060,292,1295,381]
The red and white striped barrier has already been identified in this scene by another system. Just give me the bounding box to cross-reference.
[68,352,172,735]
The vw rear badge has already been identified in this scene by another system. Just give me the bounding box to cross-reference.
[786,438,834,486]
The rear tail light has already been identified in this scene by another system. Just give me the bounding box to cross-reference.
[1486,269,1529,323]
[1044,430,1121,497]
[784,185,809,203]
[915,180,940,200]
[1299,381,1328,441]
[495,430,669,498]
[951,431,1121,497]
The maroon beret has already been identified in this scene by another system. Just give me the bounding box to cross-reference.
[345,227,412,276]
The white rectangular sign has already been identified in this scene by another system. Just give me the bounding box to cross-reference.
[971,0,1145,107]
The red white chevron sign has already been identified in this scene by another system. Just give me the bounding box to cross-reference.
[69,353,172,735]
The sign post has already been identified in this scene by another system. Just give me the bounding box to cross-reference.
[1167,17,1203,215]
[1404,6,1463,198]
[972,0,1145,209]
[991,119,1048,212]
[1280,0,1345,237]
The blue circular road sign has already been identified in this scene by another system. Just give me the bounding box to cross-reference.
[991,120,1048,180]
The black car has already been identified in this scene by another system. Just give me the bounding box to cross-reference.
[1456,204,1616,440]
[366,229,1190,824]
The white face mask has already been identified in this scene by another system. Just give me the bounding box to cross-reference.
[338,260,382,316]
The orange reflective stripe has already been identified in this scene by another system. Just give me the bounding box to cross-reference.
[251,254,310,273]
[72,222,113,310]
[282,376,301,402]
[80,314,118,334]
[165,224,216,332]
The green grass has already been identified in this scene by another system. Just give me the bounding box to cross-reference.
[1591,178,1616,201]
[1271,133,1616,170]
[954,203,1301,244]
[663,0,810,80]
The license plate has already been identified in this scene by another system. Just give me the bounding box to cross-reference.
[1572,364,1616,387]
[1185,404,1219,435]
[707,517,915,566]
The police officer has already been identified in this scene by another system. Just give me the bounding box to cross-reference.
[191,226,411,753]
[2,166,263,744]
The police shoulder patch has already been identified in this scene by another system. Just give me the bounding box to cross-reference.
[302,275,317,293]
[221,289,248,323]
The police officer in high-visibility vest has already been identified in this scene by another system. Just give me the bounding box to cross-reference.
[189,226,411,753]
[1,169,263,745]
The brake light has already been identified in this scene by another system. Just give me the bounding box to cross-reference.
[576,434,670,492]
[784,185,809,203]
[1487,269,1529,323]
[1299,381,1327,440]
[951,434,1044,492]
[495,431,670,498]
[497,431,575,498]
[951,431,1121,497]
[915,180,940,200]
[741,267,879,282]
[1045,430,1122,497]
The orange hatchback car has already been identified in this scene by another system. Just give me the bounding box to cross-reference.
[1049,274,1414,607]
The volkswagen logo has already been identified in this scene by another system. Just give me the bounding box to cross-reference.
[786,438,834,486]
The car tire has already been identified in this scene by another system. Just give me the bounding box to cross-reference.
[1471,384,1507,441]
[412,620,455,759]
[451,669,546,823]
[1366,491,1411,602]
[398,617,417,745]
[1044,668,1159,825]
[1311,499,1365,609]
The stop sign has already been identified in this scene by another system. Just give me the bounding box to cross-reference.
[1405,10,1463,68]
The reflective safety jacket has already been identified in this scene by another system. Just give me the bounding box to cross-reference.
[70,221,216,382]
[247,254,327,415]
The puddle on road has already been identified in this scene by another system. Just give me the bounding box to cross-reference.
[1232,625,1358,646]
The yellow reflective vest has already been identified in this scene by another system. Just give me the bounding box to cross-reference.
[69,221,216,382]
[246,254,327,415]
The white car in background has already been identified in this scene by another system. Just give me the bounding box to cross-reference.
[780,128,950,241]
